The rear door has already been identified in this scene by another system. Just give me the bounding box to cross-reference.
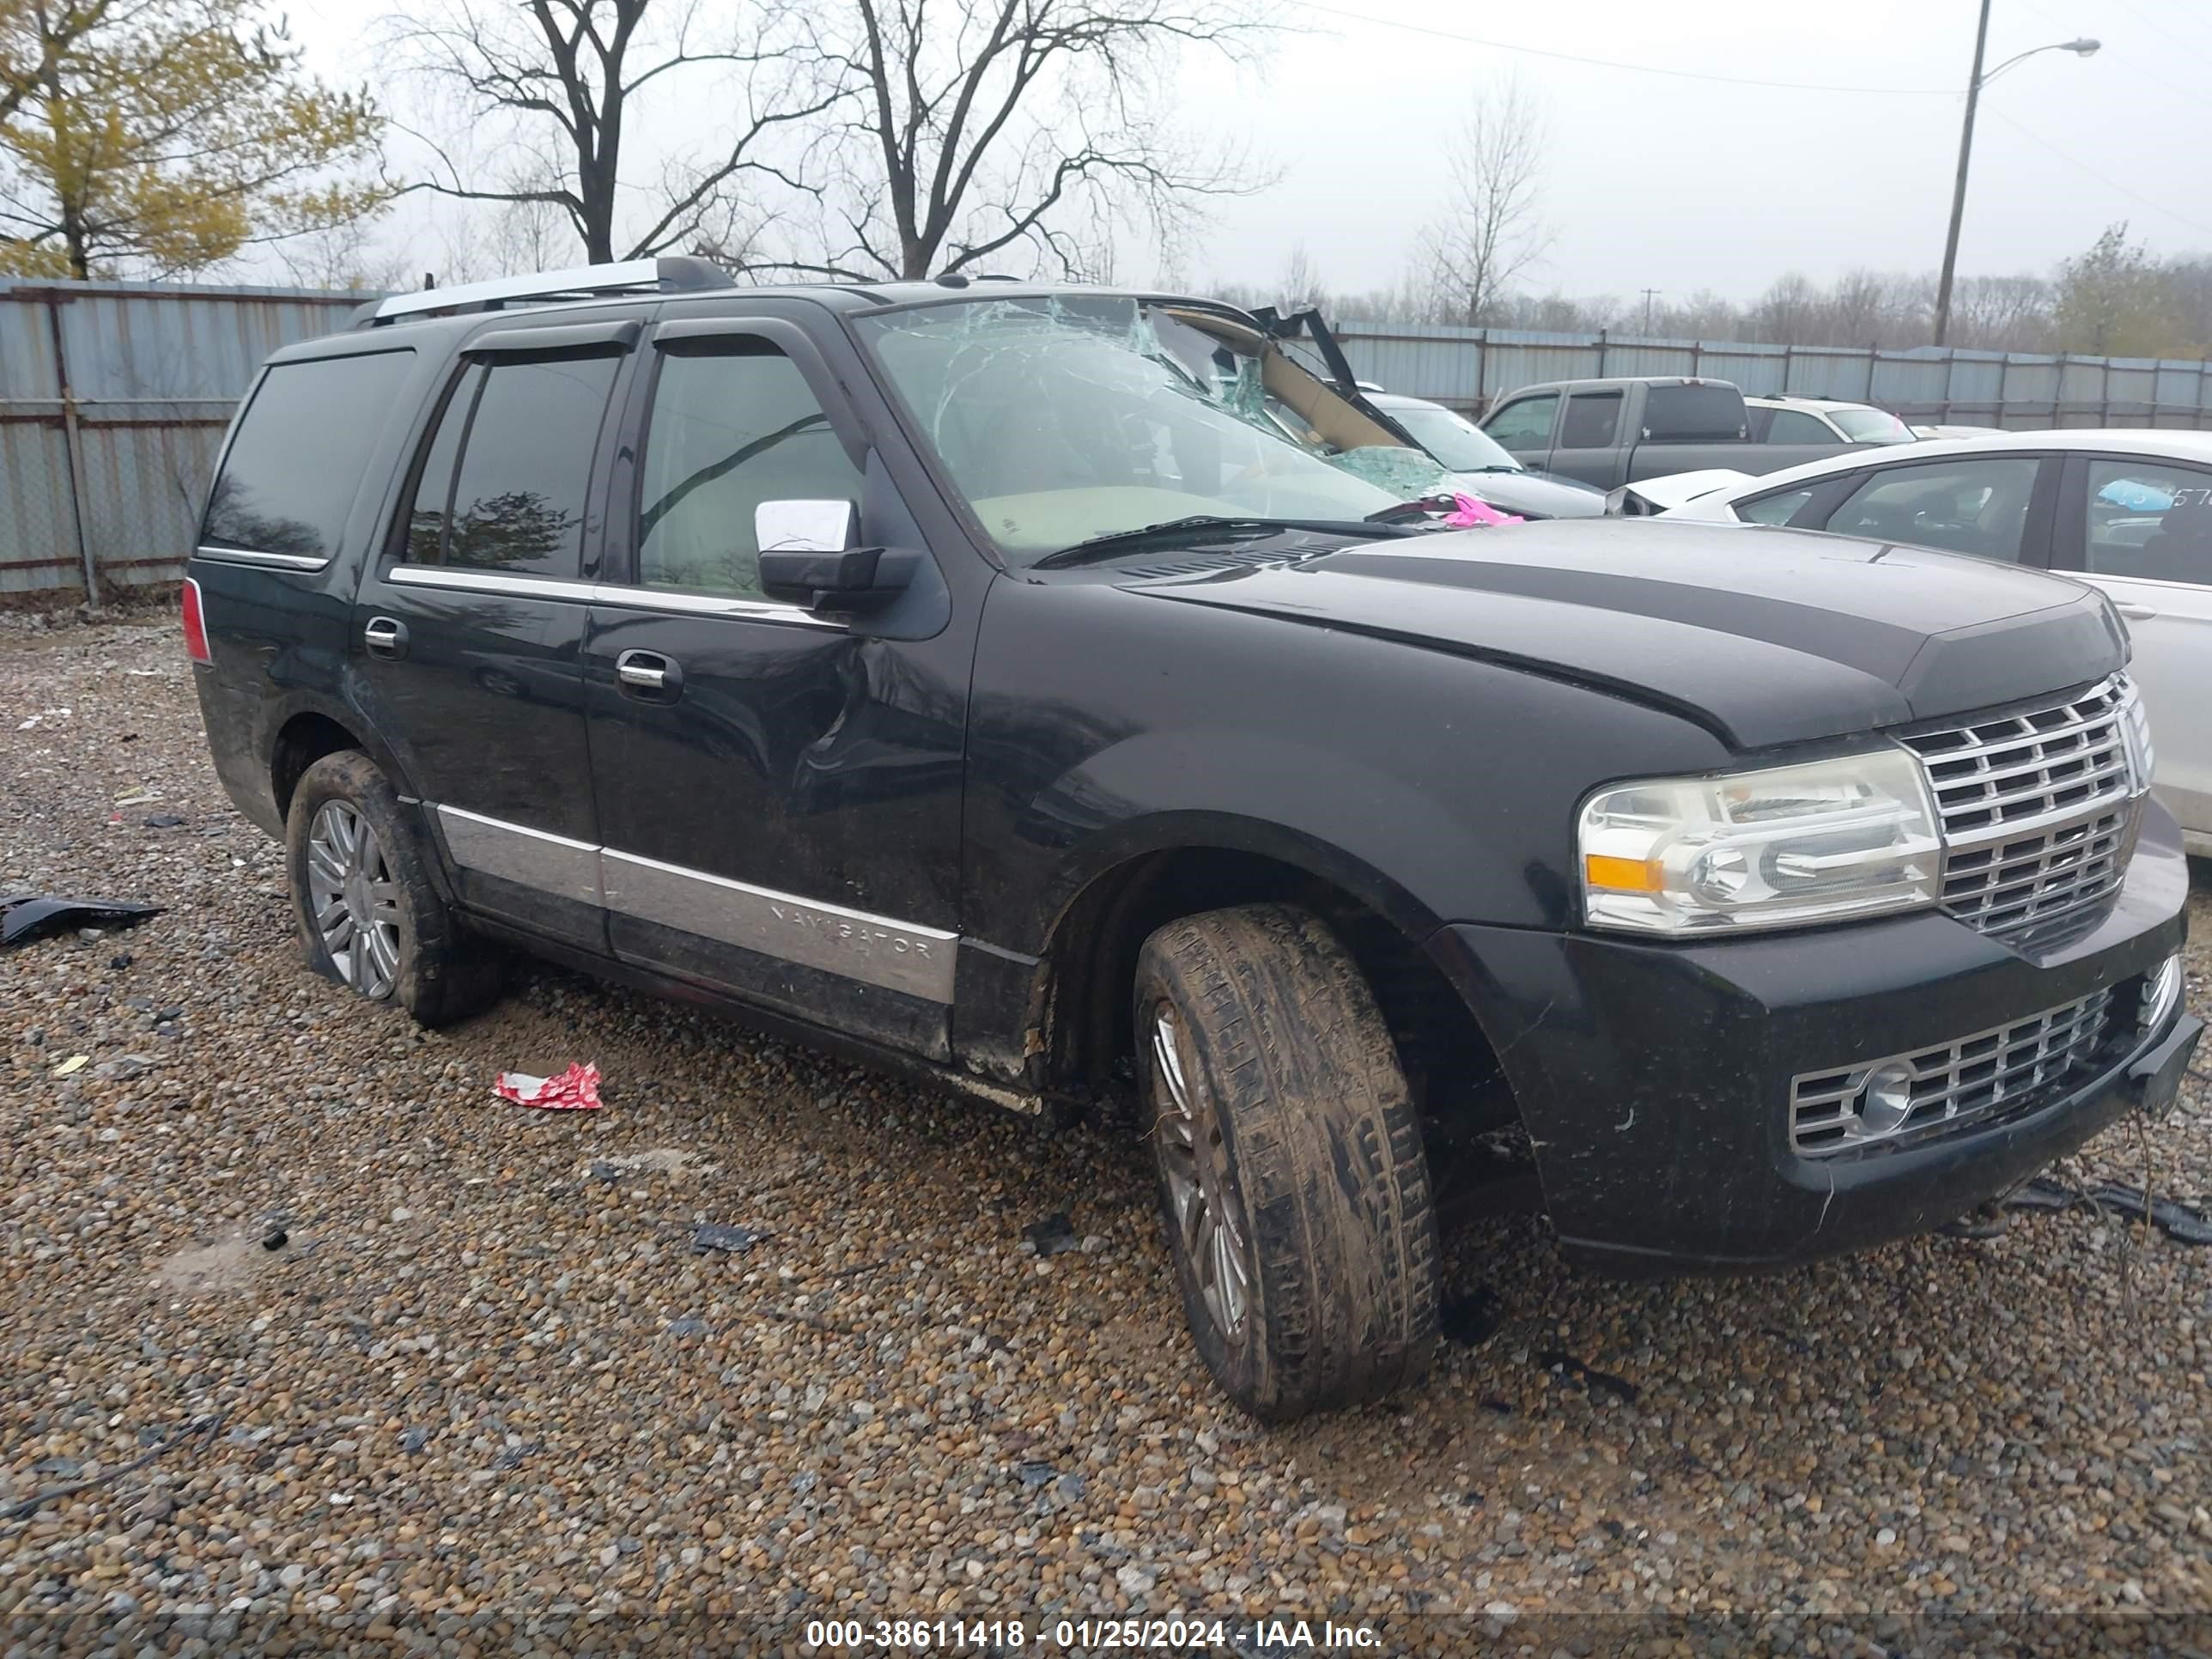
[349,317,638,945]
[1542,388,1628,486]
[2051,451,2212,841]
[580,311,971,1059]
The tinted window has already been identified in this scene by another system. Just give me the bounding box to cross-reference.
[1823,458,2040,561]
[203,350,413,558]
[1484,394,1557,447]
[2082,458,2212,584]
[635,342,864,599]
[404,364,482,565]
[409,354,620,575]
[1559,392,1621,448]
[1644,385,1746,441]
[1765,409,1832,443]
[1739,487,1815,526]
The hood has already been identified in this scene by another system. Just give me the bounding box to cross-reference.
[1449,468,1607,520]
[1120,519,2127,750]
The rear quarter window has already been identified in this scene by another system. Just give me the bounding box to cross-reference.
[202,350,414,560]
[1643,384,1747,442]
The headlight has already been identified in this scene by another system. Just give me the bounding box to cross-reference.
[1578,748,1943,934]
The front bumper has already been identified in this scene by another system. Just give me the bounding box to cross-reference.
[1428,801,2194,1273]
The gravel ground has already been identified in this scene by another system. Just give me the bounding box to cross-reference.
[4,617,2212,1654]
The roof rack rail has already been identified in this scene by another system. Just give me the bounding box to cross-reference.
[354,254,731,328]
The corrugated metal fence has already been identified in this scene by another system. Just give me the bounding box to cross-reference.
[1327,321,2212,427]
[0,278,362,603]
[7,280,2212,600]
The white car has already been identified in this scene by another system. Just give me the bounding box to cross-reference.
[1660,428,2212,851]
[1744,395,1918,447]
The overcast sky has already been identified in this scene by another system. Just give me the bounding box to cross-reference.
[283,0,2211,304]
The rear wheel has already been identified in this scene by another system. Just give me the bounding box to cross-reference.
[1134,903,1439,1421]
[285,750,500,1025]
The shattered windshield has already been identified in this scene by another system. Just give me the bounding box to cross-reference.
[852,295,1407,564]
[1386,404,1523,473]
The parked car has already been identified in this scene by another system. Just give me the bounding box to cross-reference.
[1479,375,1860,489]
[186,261,2196,1420]
[1656,429,2212,852]
[1745,394,1917,447]
[1912,422,2008,440]
[1358,391,1607,519]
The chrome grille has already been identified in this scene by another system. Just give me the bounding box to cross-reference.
[1790,986,2119,1157]
[1899,675,2144,941]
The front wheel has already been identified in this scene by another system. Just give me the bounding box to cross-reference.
[1135,903,1439,1421]
[285,750,500,1026]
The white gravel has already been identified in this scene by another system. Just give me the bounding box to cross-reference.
[4,616,2211,1651]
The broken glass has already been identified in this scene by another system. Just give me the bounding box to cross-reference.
[854,296,1435,564]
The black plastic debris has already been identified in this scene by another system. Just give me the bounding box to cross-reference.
[1,893,162,951]
[260,1227,289,1252]
[1534,1350,1641,1406]
[1022,1212,1081,1257]
[108,953,131,970]
[143,814,185,830]
[1438,1288,1501,1347]
[689,1222,766,1255]
[2004,1176,2212,1246]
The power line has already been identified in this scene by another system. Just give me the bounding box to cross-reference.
[1983,109,2212,241]
[1280,0,1960,94]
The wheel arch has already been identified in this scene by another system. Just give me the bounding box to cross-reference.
[1023,817,1516,1135]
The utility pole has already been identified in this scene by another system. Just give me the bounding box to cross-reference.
[1933,10,2100,346]
[1639,289,1660,333]
[1932,0,1992,347]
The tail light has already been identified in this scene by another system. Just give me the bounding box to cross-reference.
[180,577,212,665]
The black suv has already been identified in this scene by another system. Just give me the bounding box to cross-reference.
[185,257,2198,1421]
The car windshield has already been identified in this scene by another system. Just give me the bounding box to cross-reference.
[1384,404,1522,472]
[852,295,1407,563]
[1829,407,1917,444]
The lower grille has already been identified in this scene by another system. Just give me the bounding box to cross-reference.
[1790,985,2120,1157]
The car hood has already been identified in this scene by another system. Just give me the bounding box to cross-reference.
[1449,469,1608,520]
[1120,519,2126,750]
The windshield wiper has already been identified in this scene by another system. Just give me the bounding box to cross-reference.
[1032,514,1417,569]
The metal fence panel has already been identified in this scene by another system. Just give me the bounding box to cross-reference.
[1,278,359,604]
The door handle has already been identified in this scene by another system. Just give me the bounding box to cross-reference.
[616,648,683,700]
[363,617,408,659]
[2117,602,2159,622]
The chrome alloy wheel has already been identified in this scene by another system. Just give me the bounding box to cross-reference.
[1148,1000,1256,1343]
[307,800,402,1000]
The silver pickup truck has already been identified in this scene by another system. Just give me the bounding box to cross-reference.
[1480,375,1863,489]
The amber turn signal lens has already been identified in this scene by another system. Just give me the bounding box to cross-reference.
[1583,853,1661,892]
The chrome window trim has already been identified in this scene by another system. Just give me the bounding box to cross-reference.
[426,805,954,1001]
[385,564,843,627]
[194,544,331,571]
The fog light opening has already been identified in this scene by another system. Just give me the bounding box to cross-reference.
[1856,1061,1916,1137]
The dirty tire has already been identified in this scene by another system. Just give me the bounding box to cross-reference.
[284,750,500,1026]
[1135,903,1438,1421]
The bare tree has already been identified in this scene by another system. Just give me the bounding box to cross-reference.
[387,0,836,264]
[775,0,1267,283]
[1419,76,1550,327]
[1275,240,1325,312]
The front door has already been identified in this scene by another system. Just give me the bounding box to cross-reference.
[581,313,972,1058]
[2054,452,2212,844]
[349,318,637,944]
